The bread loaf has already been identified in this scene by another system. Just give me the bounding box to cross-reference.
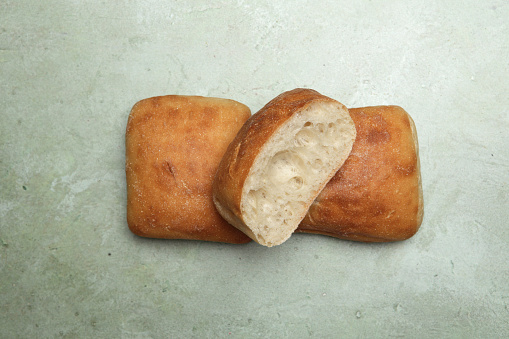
[212,88,357,247]
[297,105,423,242]
[125,95,252,243]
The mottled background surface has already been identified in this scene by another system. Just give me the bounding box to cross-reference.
[1,1,508,337]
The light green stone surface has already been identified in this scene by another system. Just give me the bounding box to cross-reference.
[1,1,508,338]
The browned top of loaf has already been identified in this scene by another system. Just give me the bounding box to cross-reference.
[125,95,251,243]
[213,88,341,223]
[297,105,423,242]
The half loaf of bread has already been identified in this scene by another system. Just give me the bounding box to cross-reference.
[212,88,357,247]
[297,105,423,241]
[125,95,252,243]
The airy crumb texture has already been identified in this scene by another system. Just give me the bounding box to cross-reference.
[125,95,252,243]
[297,105,423,242]
[213,88,356,247]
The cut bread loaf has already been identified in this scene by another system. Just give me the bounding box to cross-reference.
[297,105,423,242]
[125,95,252,243]
[212,88,357,247]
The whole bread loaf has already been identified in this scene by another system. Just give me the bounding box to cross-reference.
[212,89,357,247]
[297,105,423,242]
[125,95,252,243]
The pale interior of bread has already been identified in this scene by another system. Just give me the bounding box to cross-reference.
[240,101,356,246]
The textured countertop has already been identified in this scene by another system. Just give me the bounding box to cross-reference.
[1,1,508,338]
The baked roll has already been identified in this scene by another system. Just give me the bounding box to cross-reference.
[125,95,252,243]
[297,105,423,242]
[212,89,357,247]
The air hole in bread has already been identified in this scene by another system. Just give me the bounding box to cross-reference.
[312,158,323,168]
[317,123,325,133]
[288,176,304,190]
[295,129,318,147]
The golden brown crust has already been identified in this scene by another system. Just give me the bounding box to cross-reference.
[125,95,252,243]
[297,105,423,242]
[212,88,350,242]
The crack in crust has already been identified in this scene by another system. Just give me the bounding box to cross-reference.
[164,160,176,180]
